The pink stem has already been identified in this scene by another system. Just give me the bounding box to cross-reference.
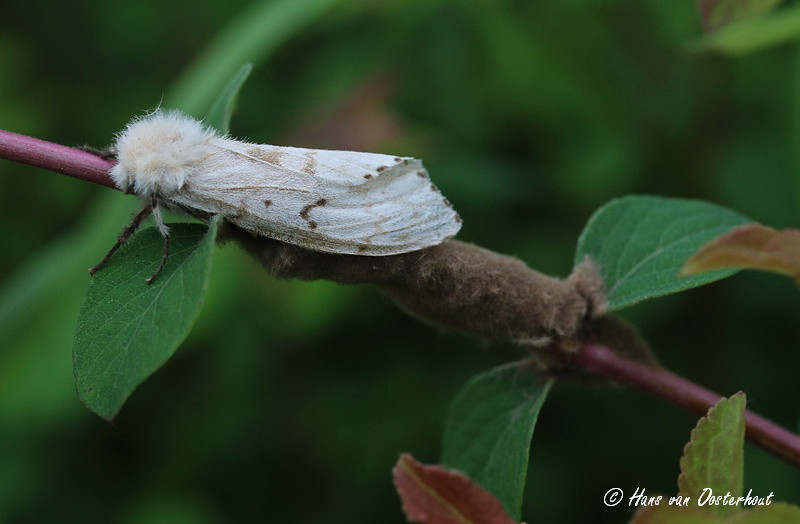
[0,129,117,189]
[577,344,800,468]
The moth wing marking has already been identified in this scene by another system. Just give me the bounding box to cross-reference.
[169,139,461,255]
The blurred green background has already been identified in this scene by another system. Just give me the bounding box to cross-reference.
[1,1,799,522]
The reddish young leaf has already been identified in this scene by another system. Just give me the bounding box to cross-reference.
[393,454,518,524]
[283,73,403,152]
[681,224,800,284]
[697,0,782,32]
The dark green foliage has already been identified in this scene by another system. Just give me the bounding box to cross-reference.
[1,1,799,522]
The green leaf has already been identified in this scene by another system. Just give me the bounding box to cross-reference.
[166,0,345,116]
[73,222,217,420]
[633,503,800,523]
[689,3,800,55]
[441,362,552,520]
[739,504,800,522]
[631,505,725,523]
[678,392,746,517]
[574,195,752,311]
[204,63,252,134]
[697,0,783,32]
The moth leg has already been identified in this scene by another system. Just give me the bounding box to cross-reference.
[146,204,170,284]
[78,145,118,159]
[89,203,153,276]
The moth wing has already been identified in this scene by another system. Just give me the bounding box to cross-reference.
[170,139,461,255]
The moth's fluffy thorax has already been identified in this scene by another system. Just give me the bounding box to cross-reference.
[110,110,217,198]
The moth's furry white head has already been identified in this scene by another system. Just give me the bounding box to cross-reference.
[110,110,217,199]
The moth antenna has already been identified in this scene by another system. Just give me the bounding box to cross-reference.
[146,204,170,284]
[89,204,153,276]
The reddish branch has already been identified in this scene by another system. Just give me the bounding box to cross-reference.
[577,344,800,468]
[2,127,799,469]
[0,129,117,189]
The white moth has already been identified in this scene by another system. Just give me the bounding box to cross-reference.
[91,110,462,282]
